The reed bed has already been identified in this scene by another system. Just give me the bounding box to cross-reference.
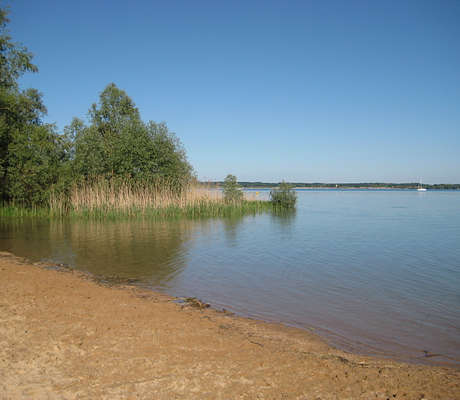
[0,204,50,218]
[44,179,271,219]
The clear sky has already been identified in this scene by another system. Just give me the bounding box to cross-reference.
[8,0,460,183]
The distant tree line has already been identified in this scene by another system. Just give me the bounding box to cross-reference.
[0,8,193,207]
[215,182,460,190]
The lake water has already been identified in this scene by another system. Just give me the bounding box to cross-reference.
[1,190,459,367]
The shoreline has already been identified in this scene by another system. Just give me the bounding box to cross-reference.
[1,251,459,399]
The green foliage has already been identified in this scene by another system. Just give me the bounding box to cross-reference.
[0,7,68,206]
[61,200,271,220]
[6,124,68,205]
[0,8,38,90]
[0,204,50,217]
[0,7,195,209]
[146,121,193,182]
[270,181,297,208]
[69,83,193,189]
[223,174,243,203]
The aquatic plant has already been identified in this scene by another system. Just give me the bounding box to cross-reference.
[0,204,50,218]
[270,181,297,209]
[222,174,243,203]
[0,178,269,219]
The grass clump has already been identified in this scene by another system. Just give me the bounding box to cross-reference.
[270,181,297,209]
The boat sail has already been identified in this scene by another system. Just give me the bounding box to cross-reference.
[417,179,427,191]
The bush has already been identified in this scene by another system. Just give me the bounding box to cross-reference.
[270,181,297,208]
[223,174,243,203]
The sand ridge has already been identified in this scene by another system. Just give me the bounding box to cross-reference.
[0,252,459,399]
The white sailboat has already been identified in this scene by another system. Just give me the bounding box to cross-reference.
[417,179,427,191]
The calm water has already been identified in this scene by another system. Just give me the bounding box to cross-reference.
[1,190,459,366]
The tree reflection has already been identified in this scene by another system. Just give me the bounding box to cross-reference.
[0,218,199,288]
[222,216,245,246]
[270,208,296,231]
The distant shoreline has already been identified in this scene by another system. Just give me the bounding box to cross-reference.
[207,182,460,190]
[294,187,411,190]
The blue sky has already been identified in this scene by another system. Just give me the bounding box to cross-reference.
[8,0,460,183]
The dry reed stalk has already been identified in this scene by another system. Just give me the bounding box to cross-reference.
[48,178,268,218]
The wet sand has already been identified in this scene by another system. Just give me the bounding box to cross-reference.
[1,251,459,399]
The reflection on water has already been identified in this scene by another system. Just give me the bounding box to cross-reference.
[1,190,460,367]
[222,217,245,246]
[270,209,297,230]
[0,218,196,288]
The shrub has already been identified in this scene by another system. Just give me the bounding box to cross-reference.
[270,181,297,208]
[223,174,243,203]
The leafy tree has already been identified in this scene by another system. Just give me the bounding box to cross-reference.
[0,7,67,205]
[0,6,194,207]
[146,121,192,182]
[223,174,243,203]
[270,181,297,208]
[70,83,193,186]
[7,124,68,205]
[0,8,37,90]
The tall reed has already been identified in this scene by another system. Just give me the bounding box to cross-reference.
[0,203,50,217]
[47,178,270,219]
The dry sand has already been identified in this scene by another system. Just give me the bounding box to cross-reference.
[1,251,458,399]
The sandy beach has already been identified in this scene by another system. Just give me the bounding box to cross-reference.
[1,251,459,399]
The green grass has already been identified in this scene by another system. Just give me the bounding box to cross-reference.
[0,200,273,220]
[0,204,51,218]
[66,199,273,219]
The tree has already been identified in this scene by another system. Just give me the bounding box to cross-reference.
[70,83,193,186]
[7,124,67,205]
[0,8,38,90]
[0,7,67,205]
[270,181,297,208]
[223,174,243,203]
[146,121,192,182]
[0,7,194,207]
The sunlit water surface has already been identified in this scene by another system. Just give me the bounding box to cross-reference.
[1,190,459,366]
